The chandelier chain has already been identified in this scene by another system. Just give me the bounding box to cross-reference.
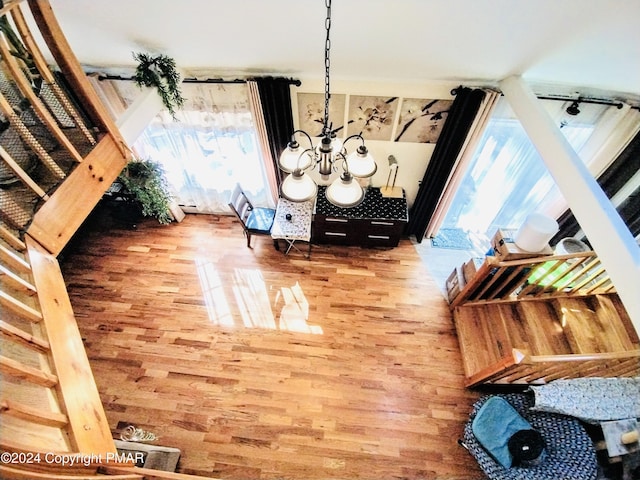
[277,0,376,208]
[323,0,332,136]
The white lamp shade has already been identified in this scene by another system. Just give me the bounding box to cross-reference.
[325,175,365,207]
[330,136,343,154]
[279,147,313,173]
[346,149,377,178]
[281,171,318,202]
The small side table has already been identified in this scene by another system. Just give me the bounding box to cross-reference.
[271,198,313,257]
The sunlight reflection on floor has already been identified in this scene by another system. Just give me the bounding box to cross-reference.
[195,258,322,334]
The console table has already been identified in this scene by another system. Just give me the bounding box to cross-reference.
[313,186,408,248]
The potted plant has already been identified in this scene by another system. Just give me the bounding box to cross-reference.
[116,159,173,225]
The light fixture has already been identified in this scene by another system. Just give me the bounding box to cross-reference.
[380,155,403,198]
[566,101,581,116]
[279,0,376,207]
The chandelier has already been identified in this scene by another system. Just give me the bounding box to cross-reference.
[278,0,377,208]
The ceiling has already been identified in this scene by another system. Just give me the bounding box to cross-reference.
[41,0,640,102]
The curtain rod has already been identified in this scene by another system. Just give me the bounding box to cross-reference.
[451,86,629,109]
[97,74,301,86]
[537,95,624,109]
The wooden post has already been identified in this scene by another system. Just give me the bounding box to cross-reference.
[500,75,640,335]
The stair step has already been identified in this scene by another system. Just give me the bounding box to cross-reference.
[552,297,605,353]
[453,304,512,377]
[552,294,638,353]
[515,301,572,355]
[599,294,640,346]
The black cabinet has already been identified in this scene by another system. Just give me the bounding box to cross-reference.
[313,186,408,247]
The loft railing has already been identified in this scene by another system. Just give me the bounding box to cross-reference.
[464,348,640,388]
[1,229,116,455]
[451,252,640,387]
[450,251,616,308]
[1,0,129,255]
[0,4,224,478]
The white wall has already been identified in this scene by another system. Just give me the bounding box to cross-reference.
[291,76,459,209]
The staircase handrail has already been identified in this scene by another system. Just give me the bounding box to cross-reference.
[450,251,614,308]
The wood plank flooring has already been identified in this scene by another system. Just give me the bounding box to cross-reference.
[60,209,485,480]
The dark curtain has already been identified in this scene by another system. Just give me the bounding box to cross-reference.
[551,129,640,244]
[253,77,298,185]
[407,87,486,242]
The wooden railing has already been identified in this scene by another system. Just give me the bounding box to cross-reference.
[1,3,223,479]
[0,0,129,255]
[465,348,640,388]
[1,231,115,452]
[0,2,157,479]
[450,251,616,308]
[451,252,640,387]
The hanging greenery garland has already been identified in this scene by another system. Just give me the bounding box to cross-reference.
[132,52,185,118]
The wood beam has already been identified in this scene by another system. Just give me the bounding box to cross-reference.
[500,75,640,335]
[27,134,128,255]
[0,225,25,251]
[0,264,37,295]
[0,290,43,322]
[25,237,116,455]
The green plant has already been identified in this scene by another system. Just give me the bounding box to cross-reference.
[132,52,185,119]
[118,159,173,224]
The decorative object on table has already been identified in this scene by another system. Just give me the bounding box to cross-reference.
[120,424,157,442]
[507,429,546,467]
[116,158,173,224]
[380,155,403,198]
[132,52,185,119]
[601,418,639,457]
[278,0,377,208]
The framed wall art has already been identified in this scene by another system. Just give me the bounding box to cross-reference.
[297,92,346,137]
[346,95,398,141]
[394,98,452,143]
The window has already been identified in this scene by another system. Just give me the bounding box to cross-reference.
[441,98,628,237]
[131,83,270,214]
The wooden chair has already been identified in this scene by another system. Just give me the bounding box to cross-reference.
[228,184,276,248]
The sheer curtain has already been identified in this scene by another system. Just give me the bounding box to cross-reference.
[407,87,487,242]
[247,80,278,205]
[131,83,272,213]
[425,89,500,238]
[92,80,273,214]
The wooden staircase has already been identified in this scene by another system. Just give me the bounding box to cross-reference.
[1,2,221,479]
[451,254,640,387]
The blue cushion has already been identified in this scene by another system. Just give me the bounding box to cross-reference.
[471,396,533,468]
[245,207,275,233]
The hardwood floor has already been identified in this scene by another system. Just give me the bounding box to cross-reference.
[60,208,485,480]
